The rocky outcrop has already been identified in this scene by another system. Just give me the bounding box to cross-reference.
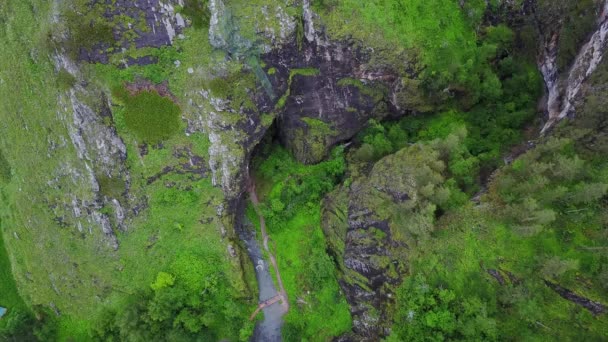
[323,183,408,339]
[262,0,403,164]
[322,146,451,339]
[321,135,457,340]
[53,54,130,250]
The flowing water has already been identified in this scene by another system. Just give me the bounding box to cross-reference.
[540,0,608,133]
[238,223,284,342]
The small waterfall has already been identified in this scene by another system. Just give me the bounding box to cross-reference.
[247,56,276,100]
[208,0,275,99]
[541,0,608,133]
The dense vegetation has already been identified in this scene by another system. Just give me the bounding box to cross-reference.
[385,134,608,341]
[92,252,254,341]
[315,0,519,110]
[250,144,352,340]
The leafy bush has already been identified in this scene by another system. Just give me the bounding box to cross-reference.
[0,309,57,342]
[491,137,608,236]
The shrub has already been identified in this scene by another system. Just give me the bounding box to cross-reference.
[390,274,497,341]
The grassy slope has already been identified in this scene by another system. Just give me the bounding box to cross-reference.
[0,0,254,340]
[0,0,109,317]
[316,0,481,75]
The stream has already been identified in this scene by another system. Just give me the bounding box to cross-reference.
[238,221,285,341]
[208,1,292,339]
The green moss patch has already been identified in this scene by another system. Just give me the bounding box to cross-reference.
[56,69,77,90]
[275,68,320,109]
[180,0,211,29]
[97,175,126,199]
[0,150,11,185]
[123,90,181,144]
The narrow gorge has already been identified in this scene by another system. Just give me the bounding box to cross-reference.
[1,0,607,341]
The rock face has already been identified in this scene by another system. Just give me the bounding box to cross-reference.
[322,170,409,338]
[323,184,408,339]
[186,0,281,202]
[262,0,402,164]
[79,0,187,63]
[562,50,608,154]
[53,55,130,250]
